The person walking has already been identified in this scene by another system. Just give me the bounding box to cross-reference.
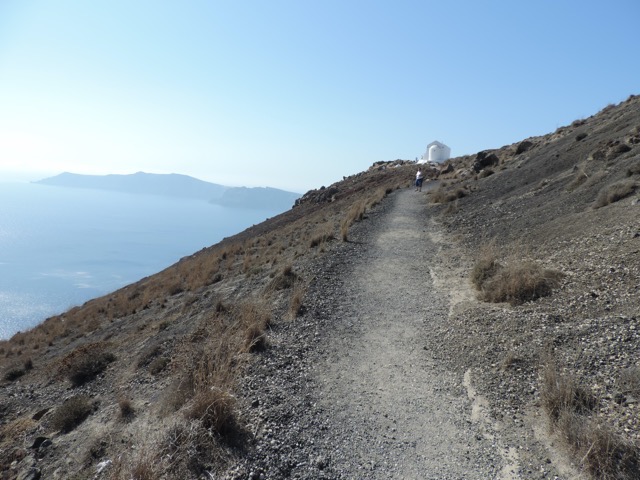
[415,169,424,192]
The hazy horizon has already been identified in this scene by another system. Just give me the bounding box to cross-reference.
[1,1,638,192]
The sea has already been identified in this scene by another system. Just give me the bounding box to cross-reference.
[0,182,285,340]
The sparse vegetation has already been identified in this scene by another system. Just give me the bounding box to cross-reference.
[3,364,26,382]
[340,200,367,241]
[429,184,468,203]
[593,179,638,208]
[288,282,307,319]
[186,387,237,435]
[61,344,116,387]
[567,166,589,191]
[541,362,640,479]
[49,395,93,433]
[118,397,135,420]
[309,223,334,248]
[2,93,639,479]
[471,245,563,305]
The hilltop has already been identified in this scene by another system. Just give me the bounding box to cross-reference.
[1,94,639,479]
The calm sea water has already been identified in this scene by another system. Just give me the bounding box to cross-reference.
[0,182,283,339]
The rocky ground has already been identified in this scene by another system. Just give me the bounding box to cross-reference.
[225,188,510,479]
[1,95,639,479]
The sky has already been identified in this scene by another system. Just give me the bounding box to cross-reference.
[0,1,638,193]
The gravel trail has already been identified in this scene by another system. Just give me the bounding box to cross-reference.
[233,188,510,479]
[308,188,502,479]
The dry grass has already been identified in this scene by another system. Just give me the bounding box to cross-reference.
[469,243,502,290]
[60,342,117,387]
[567,167,589,191]
[109,443,164,480]
[239,302,271,353]
[541,362,640,479]
[309,223,334,248]
[49,395,93,433]
[118,397,135,420]
[265,264,298,292]
[617,366,640,397]
[541,363,597,424]
[0,162,415,477]
[187,387,237,434]
[471,244,563,305]
[429,184,468,203]
[593,179,638,208]
[340,200,367,241]
[288,282,307,319]
[480,261,564,305]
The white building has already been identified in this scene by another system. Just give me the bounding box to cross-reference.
[418,141,451,164]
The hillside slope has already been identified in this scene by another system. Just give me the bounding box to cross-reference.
[1,94,639,479]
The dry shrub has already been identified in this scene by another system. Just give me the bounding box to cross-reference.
[3,364,26,382]
[617,366,640,397]
[567,167,589,191]
[65,348,116,387]
[541,363,640,479]
[585,170,608,188]
[109,443,163,480]
[238,302,271,353]
[265,265,298,292]
[49,395,93,433]
[540,363,597,424]
[429,185,467,203]
[161,421,233,478]
[137,343,163,369]
[187,388,237,435]
[149,356,170,375]
[309,223,334,248]
[288,282,307,319]
[593,180,638,208]
[340,200,367,241]
[118,397,135,420]
[480,261,563,305]
[0,416,36,450]
[443,201,459,215]
[470,244,502,290]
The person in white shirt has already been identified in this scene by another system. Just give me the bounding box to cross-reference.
[415,169,424,192]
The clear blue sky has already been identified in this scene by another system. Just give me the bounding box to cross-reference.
[1,1,638,192]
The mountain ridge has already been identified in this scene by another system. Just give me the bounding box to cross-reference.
[35,171,301,210]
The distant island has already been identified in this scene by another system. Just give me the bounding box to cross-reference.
[35,172,301,211]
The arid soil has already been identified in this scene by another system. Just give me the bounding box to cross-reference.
[1,94,639,479]
[227,188,508,479]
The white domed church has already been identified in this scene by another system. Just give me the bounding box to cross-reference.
[418,141,450,164]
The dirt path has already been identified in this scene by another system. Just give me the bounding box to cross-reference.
[232,188,526,479]
[305,187,504,478]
